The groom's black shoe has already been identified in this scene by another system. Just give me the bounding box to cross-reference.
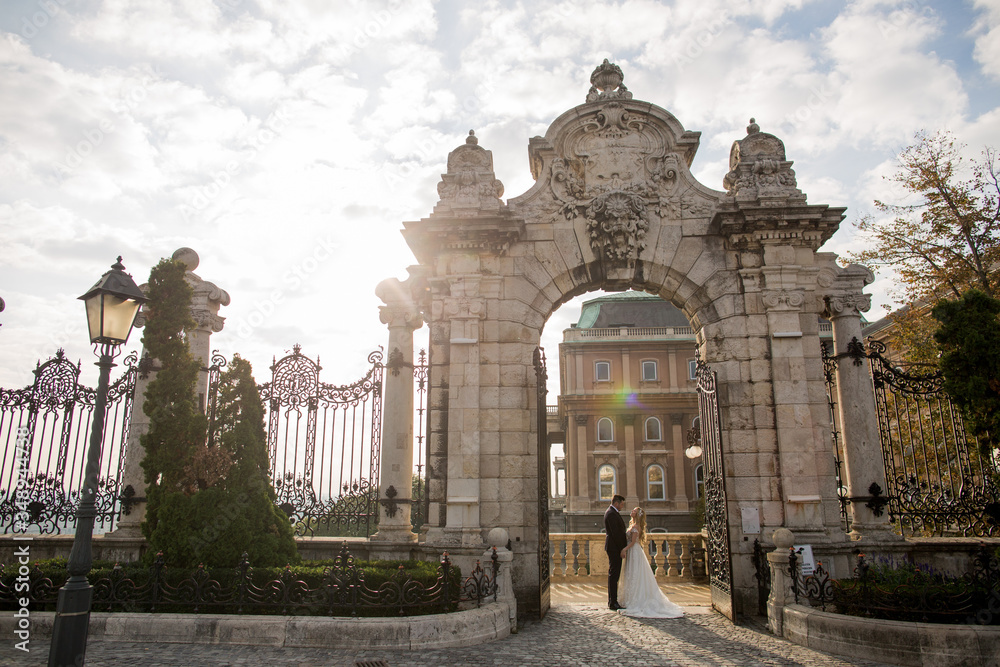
[609,602,625,610]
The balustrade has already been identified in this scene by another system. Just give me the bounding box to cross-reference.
[548,533,706,582]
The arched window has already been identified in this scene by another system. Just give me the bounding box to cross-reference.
[598,464,617,500]
[644,416,662,441]
[595,360,611,382]
[695,464,705,499]
[597,417,614,442]
[641,359,658,381]
[646,464,665,500]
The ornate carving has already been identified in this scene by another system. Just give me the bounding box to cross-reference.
[586,190,648,260]
[441,297,486,320]
[761,289,805,311]
[434,130,505,217]
[575,415,589,426]
[723,119,804,202]
[824,294,871,317]
[190,308,225,332]
[585,59,633,103]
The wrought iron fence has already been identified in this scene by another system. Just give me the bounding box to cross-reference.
[790,545,1000,625]
[412,349,428,531]
[258,346,384,538]
[0,543,500,617]
[752,538,772,616]
[0,349,138,534]
[866,339,1000,537]
[820,342,850,529]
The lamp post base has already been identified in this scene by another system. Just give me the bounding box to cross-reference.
[48,580,93,667]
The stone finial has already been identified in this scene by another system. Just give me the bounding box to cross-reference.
[172,247,199,271]
[722,120,804,202]
[487,527,509,549]
[433,132,505,217]
[136,248,230,331]
[585,59,633,103]
[772,527,795,549]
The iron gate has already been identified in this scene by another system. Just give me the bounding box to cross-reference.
[533,346,551,619]
[258,345,384,537]
[696,358,736,621]
[0,348,138,534]
[867,339,1000,536]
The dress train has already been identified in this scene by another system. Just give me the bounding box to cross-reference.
[618,532,684,618]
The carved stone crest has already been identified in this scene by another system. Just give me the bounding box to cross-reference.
[586,191,648,260]
[434,131,505,217]
[723,119,804,202]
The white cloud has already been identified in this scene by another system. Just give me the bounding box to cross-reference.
[971,0,1000,79]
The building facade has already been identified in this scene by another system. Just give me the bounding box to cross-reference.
[554,291,703,532]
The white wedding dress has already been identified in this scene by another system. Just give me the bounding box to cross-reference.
[618,529,684,618]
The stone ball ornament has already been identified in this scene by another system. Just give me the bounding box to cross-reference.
[487,527,509,549]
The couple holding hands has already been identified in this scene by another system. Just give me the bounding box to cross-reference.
[604,494,684,618]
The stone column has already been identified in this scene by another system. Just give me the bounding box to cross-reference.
[372,277,424,543]
[574,415,590,509]
[824,291,896,541]
[766,527,797,636]
[110,247,229,540]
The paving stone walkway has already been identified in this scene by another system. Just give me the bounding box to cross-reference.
[2,584,893,667]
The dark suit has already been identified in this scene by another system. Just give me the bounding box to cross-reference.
[604,504,628,607]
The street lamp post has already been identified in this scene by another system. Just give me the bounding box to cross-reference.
[48,257,147,667]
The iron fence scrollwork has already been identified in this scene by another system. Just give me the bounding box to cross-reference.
[0,348,138,534]
[258,346,383,538]
[867,338,1000,537]
[0,542,500,617]
[695,357,736,622]
[790,545,1000,625]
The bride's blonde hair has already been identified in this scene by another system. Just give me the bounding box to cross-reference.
[627,507,647,546]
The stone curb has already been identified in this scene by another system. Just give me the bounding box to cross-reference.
[783,603,1000,667]
[2,602,513,650]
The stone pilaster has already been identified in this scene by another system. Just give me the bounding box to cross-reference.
[371,277,424,543]
[670,413,688,510]
[622,414,638,507]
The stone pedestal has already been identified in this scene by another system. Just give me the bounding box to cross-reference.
[766,527,797,636]
[486,527,517,629]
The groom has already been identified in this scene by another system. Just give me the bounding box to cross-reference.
[604,494,627,610]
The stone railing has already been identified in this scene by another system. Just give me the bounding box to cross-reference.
[550,532,707,583]
[563,326,696,342]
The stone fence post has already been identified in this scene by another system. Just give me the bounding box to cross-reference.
[109,248,229,541]
[487,527,516,630]
[766,527,797,636]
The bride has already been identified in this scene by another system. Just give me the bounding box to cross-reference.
[618,507,684,618]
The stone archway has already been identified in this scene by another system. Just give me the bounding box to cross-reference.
[384,60,869,619]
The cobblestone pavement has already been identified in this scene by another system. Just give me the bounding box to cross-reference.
[2,585,893,667]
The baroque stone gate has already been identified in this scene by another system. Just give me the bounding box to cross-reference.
[376,61,883,618]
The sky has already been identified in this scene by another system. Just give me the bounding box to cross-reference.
[1,0,999,393]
